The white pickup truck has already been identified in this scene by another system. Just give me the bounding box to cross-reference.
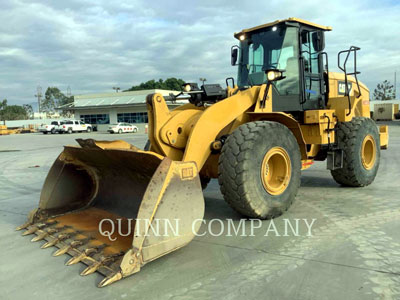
[59,120,93,134]
[39,121,65,134]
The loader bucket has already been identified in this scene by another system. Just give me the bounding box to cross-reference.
[17,139,204,287]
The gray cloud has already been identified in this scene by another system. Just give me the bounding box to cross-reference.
[0,0,399,105]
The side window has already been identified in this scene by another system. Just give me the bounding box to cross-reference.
[75,121,79,125]
[248,43,264,73]
[301,30,321,101]
[301,31,320,74]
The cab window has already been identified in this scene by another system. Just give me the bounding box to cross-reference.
[301,31,321,101]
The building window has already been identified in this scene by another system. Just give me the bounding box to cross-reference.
[80,114,110,124]
[117,112,148,123]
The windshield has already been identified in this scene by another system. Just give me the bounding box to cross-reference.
[237,26,300,95]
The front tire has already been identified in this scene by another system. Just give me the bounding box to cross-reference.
[331,117,380,187]
[218,121,301,219]
[87,127,92,133]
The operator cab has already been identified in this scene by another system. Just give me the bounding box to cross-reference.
[232,18,331,114]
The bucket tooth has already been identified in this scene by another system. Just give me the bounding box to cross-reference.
[80,252,123,276]
[98,272,123,288]
[16,222,31,231]
[53,244,72,257]
[22,225,40,236]
[80,261,102,276]
[41,233,69,249]
[22,221,56,236]
[65,247,98,266]
[31,228,57,242]
[53,239,85,257]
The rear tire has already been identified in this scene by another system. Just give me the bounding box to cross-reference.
[218,121,301,219]
[87,127,92,133]
[133,128,138,133]
[118,129,122,134]
[331,117,380,187]
[51,128,55,134]
[68,128,73,134]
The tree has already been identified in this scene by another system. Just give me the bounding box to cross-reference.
[23,104,34,118]
[0,105,28,120]
[373,80,395,100]
[42,87,73,116]
[125,78,186,92]
[0,99,7,124]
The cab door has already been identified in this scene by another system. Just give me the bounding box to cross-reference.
[300,30,325,110]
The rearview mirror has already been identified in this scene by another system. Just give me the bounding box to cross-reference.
[312,31,325,52]
[231,46,238,66]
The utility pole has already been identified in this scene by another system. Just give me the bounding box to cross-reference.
[67,86,71,97]
[113,87,121,93]
[395,71,397,99]
[199,78,207,86]
[35,86,42,113]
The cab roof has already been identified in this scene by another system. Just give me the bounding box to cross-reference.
[234,17,332,39]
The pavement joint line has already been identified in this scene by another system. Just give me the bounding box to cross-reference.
[192,239,400,277]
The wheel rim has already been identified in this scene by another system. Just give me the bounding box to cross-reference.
[361,134,376,170]
[261,147,291,195]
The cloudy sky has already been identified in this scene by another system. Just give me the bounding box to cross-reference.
[1,0,399,106]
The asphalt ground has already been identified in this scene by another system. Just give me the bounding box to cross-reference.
[0,122,399,300]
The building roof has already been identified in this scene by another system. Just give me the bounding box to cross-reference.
[60,89,182,110]
[234,17,332,39]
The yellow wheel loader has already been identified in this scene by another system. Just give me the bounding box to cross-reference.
[17,18,388,287]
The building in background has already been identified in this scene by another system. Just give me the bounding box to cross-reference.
[60,89,183,131]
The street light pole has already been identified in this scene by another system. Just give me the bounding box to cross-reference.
[199,78,207,86]
[113,87,121,93]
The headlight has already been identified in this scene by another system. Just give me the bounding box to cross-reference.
[183,83,191,92]
[239,34,246,41]
[266,70,284,81]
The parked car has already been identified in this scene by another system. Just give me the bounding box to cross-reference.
[59,120,93,134]
[108,123,138,134]
[39,121,65,134]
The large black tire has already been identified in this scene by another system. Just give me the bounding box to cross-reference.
[218,121,301,219]
[331,117,380,187]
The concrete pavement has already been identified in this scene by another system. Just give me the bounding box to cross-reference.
[0,124,399,299]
